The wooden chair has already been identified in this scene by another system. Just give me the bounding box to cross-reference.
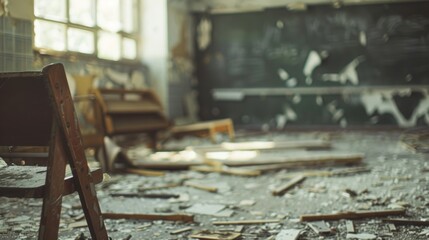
[0,63,109,239]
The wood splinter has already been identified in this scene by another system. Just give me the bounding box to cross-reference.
[272,175,306,196]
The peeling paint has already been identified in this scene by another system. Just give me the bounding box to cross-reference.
[197,18,212,50]
[172,18,191,59]
[333,109,344,122]
[106,68,129,85]
[276,104,298,129]
[316,95,323,106]
[287,78,297,87]
[322,56,364,85]
[361,90,429,127]
[276,115,286,129]
[0,1,5,16]
[359,31,367,46]
[285,105,298,121]
[292,94,301,104]
[340,118,347,127]
[276,20,284,29]
[277,68,289,80]
[303,50,322,85]
[0,0,8,17]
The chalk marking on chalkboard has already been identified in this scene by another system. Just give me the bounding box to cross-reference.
[287,78,297,87]
[276,104,298,129]
[303,51,322,85]
[322,56,364,85]
[361,89,429,127]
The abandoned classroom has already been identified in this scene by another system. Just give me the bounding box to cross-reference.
[0,0,429,239]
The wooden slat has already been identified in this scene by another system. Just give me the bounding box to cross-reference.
[103,213,194,222]
[300,209,406,222]
[38,126,68,240]
[212,152,364,168]
[188,140,331,157]
[106,100,161,114]
[0,166,103,198]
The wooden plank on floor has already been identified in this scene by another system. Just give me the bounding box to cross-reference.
[212,219,280,225]
[272,175,306,196]
[103,213,194,222]
[205,152,364,168]
[300,209,406,222]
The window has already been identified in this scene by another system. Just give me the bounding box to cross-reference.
[34,0,139,61]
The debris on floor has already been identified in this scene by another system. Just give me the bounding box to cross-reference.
[1,131,429,239]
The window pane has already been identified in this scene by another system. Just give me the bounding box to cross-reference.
[68,28,95,54]
[97,0,121,32]
[69,0,95,27]
[122,0,137,33]
[98,31,121,60]
[34,20,66,51]
[34,0,67,21]
[122,38,137,59]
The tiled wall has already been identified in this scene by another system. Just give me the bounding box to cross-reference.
[0,17,34,72]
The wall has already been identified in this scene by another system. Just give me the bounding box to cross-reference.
[193,1,429,128]
[141,0,169,114]
[190,0,427,12]
[167,0,198,123]
[0,17,33,72]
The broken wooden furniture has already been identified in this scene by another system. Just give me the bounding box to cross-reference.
[0,63,108,239]
[74,94,109,172]
[92,88,171,149]
[171,118,235,143]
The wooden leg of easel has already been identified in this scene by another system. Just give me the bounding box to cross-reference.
[38,128,67,240]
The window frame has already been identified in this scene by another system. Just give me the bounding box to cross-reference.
[33,0,140,63]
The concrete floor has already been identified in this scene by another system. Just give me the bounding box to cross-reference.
[1,130,428,239]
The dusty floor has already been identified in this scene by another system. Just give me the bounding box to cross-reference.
[1,130,428,240]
